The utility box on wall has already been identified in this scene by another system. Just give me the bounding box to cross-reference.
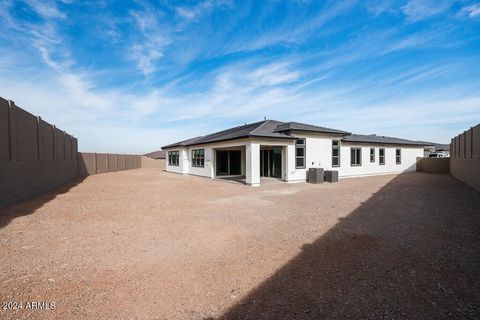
[308,168,324,184]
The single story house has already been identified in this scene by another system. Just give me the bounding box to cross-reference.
[162,120,430,186]
[423,143,450,158]
[144,150,166,159]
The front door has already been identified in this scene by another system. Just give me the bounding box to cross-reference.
[260,147,282,178]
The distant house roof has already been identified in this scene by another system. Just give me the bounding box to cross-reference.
[144,150,166,159]
[342,134,433,146]
[162,120,430,149]
[419,142,450,151]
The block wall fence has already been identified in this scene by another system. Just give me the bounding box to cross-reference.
[0,97,142,208]
[78,153,142,177]
[450,124,480,192]
[416,157,450,174]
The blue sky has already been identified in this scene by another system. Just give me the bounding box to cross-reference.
[0,0,479,153]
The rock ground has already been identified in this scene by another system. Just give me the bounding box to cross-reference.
[0,169,479,319]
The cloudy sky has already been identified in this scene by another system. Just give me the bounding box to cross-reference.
[1,0,479,153]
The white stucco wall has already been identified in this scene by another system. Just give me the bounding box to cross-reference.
[285,132,423,181]
[165,139,252,179]
[339,143,422,178]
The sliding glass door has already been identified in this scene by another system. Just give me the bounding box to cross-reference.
[260,147,282,178]
[216,150,242,176]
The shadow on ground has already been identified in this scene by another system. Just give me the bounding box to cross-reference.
[0,177,85,229]
[210,173,480,319]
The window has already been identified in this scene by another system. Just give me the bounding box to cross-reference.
[168,151,179,166]
[379,148,385,165]
[332,140,340,167]
[350,147,361,166]
[370,148,375,162]
[396,148,401,164]
[192,149,205,167]
[295,139,305,168]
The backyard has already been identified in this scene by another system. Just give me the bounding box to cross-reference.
[1,169,479,319]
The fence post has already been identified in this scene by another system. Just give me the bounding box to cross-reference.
[470,128,474,159]
[63,131,66,160]
[7,100,17,161]
[37,116,42,161]
[52,125,56,160]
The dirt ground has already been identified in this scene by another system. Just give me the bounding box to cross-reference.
[1,169,479,319]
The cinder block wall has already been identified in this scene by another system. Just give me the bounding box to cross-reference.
[0,97,145,208]
[416,157,450,173]
[78,153,142,177]
[450,124,480,192]
[0,97,79,207]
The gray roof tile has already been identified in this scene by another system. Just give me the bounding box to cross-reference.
[274,121,350,135]
[162,120,295,148]
[342,134,433,146]
[162,120,428,149]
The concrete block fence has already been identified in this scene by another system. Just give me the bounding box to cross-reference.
[0,97,142,208]
[450,124,480,192]
[78,153,142,177]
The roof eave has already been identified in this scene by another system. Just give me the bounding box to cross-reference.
[162,134,296,149]
[341,139,432,146]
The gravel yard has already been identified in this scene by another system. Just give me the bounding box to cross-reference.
[1,169,479,319]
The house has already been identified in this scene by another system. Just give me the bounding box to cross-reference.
[162,120,430,186]
[423,143,450,158]
[144,150,166,159]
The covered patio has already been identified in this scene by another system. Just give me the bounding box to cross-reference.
[212,140,295,186]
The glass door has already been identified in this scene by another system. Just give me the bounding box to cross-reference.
[216,150,242,176]
[260,147,282,178]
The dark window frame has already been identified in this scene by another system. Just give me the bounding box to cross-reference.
[332,140,340,167]
[191,149,205,167]
[168,150,179,166]
[379,148,385,165]
[370,148,375,162]
[295,138,306,169]
[396,148,401,164]
[350,147,362,166]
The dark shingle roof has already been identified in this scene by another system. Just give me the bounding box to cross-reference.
[274,121,350,135]
[162,120,428,149]
[162,120,296,148]
[144,150,166,159]
[342,134,433,146]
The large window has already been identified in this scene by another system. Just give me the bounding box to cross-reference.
[379,148,385,165]
[295,139,305,169]
[370,148,375,162]
[332,140,340,167]
[168,151,179,166]
[350,147,361,166]
[396,148,401,164]
[192,149,205,167]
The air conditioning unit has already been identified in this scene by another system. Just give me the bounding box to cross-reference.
[308,168,324,184]
[324,170,338,183]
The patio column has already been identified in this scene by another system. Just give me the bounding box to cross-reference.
[285,143,296,182]
[246,142,260,186]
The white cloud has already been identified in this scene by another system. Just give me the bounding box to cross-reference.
[175,0,230,21]
[401,0,452,22]
[131,45,164,76]
[129,8,171,76]
[459,3,480,18]
[23,0,66,19]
